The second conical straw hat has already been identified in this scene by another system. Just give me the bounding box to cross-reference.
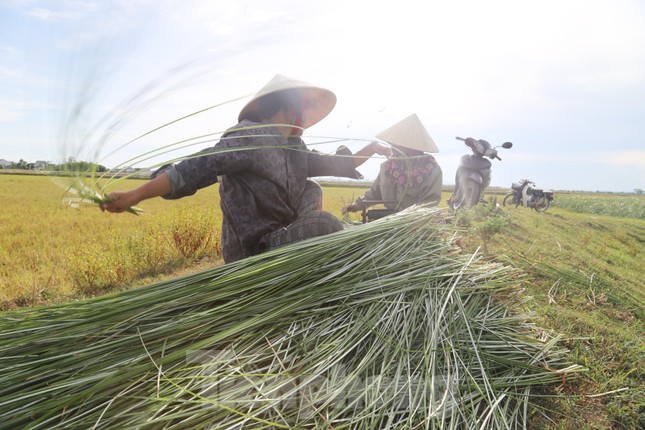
[238,74,337,129]
[375,113,439,153]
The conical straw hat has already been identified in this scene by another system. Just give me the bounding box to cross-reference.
[375,114,439,153]
[238,74,337,129]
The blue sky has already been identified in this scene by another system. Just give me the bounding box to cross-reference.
[1,0,644,192]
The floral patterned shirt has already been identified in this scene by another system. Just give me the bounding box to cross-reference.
[155,119,362,262]
[353,155,442,210]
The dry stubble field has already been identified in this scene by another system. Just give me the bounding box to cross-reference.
[0,173,376,307]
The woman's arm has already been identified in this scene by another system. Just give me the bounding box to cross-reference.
[100,172,172,213]
[343,174,382,214]
[352,141,391,168]
[307,141,392,179]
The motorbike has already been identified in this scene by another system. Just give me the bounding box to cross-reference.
[448,137,513,209]
[502,179,554,212]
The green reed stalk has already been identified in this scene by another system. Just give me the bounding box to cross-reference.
[0,207,584,429]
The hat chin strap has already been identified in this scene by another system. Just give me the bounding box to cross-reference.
[289,125,304,137]
[284,105,307,137]
[270,108,303,138]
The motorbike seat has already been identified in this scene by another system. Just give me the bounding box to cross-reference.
[364,208,397,222]
[527,188,545,197]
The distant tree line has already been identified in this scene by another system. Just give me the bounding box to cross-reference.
[52,158,108,173]
[6,158,107,172]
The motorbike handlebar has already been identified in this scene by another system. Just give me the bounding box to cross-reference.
[456,137,477,151]
[457,136,511,161]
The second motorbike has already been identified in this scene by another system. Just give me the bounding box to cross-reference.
[502,179,554,212]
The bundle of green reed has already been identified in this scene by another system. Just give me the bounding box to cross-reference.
[0,207,583,429]
[62,178,144,215]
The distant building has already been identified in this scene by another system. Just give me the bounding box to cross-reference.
[0,159,12,169]
[34,160,49,170]
[108,167,138,176]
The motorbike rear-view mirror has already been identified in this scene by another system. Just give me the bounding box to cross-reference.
[502,142,513,149]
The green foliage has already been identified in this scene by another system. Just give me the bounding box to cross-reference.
[455,201,511,251]
[53,160,108,172]
[68,246,123,294]
[555,192,645,219]
[165,207,220,259]
[475,206,645,428]
[12,159,31,170]
[66,209,222,296]
[125,227,169,276]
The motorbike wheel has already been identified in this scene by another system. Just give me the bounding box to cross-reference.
[533,197,550,212]
[452,179,481,210]
[502,193,519,207]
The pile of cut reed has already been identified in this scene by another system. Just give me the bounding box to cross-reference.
[0,207,583,429]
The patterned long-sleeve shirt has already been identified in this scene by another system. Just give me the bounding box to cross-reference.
[155,119,362,262]
[353,155,442,210]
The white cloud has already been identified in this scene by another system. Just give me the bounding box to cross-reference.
[507,151,645,169]
[596,151,645,168]
[0,106,22,123]
[0,65,24,80]
[25,2,98,22]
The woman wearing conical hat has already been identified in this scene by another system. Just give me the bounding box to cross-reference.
[101,75,390,263]
[343,114,443,215]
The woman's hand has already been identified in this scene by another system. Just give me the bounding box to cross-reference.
[369,140,392,158]
[353,140,392,167]
[100,190,142,213]
[342,203,360,215]
[100,171,172,214]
